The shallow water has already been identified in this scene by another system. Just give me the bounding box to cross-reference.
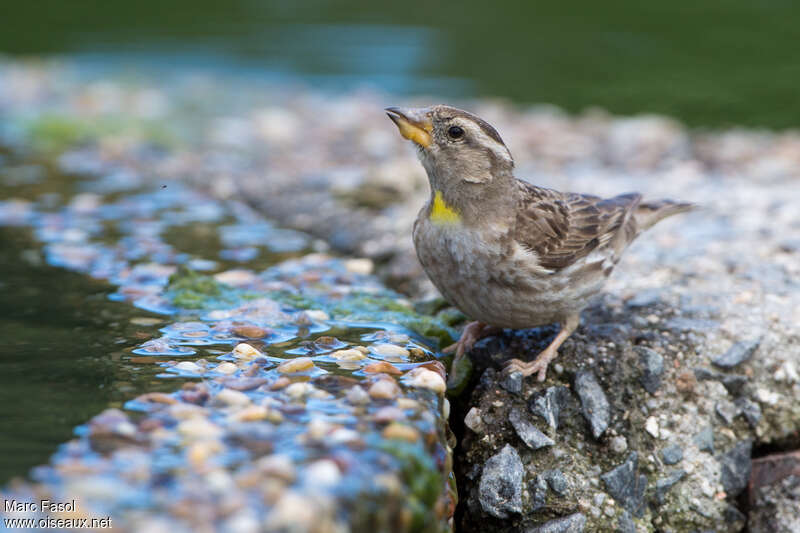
[0,148,313,483]
[0,153,196,482]
[0,141,453,533]
[0,226,118,482]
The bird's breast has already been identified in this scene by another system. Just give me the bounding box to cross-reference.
[412,215,607,328]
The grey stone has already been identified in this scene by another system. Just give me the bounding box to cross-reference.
[719,440,753,496]
[663,317,718,333]
[601,452,647,517]
[529,474,548,511]
[626,288,663,308]
[694,426,714,453]
[723,505,746,525]
[478,444,524,518]
[694,367,748,396]
[735,397,762,428]
[525,513,586,533]
[573,370,610,439]
[661,444,683,465]
[542,469,568,495]
[654,469,687,504]
[529,386,572,430]
[712,338,761,368]
[617,511,636,533]
[500,370,523,394]
[749,474,800,533]
[637,346,664,394]
[721,375,748,396]
[716,399,741,425]
[509,408,555,450]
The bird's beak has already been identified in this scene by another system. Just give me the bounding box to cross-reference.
[385,106,433,148]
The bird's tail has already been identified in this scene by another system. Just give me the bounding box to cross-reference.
[635,199,696,231]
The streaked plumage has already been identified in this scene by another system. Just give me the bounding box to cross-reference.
[386,104,693,381]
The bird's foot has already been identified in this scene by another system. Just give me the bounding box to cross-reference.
[504,349,557,382]
[443,322,499,359]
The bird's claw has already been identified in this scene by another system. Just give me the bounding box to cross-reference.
[503,351,555,382]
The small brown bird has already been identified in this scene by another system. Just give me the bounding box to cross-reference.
[386,105,693,382]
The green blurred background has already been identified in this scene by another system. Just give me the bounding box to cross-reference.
[1,0,799,128]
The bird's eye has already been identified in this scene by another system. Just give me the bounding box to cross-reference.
[447,126,465,139]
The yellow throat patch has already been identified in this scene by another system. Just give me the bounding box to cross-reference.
[430,191,461,225]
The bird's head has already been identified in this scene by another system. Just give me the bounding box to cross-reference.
[385,105,514,192]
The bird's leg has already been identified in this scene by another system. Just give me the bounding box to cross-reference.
[505,313,580,382]
[443,321,501,361]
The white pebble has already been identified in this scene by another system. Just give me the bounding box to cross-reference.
[174,361,203,373]
[285,382,314,400]
[756,388,780,405]
[464,407,484,433]
[404,367,446,394]
[277,357,315,373]
[774,360,799,383]
[372,344,410,360]
[233,343,262,360]
[369,379,400,400]
[178,418,223,441]
[329,428,361,444]
[304,459,341,487]
[304,309,330,322]
[645,416,660,438]
[344,258,373,275]
[331,349,366,361]
[214,362,239,375]
[346,386,370,405]
[212,388,251,407]
[205,468,235,494]
[610,436,628,454]
[257,454,296,482]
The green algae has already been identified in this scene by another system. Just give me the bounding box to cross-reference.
[328,291,455,347]
[446,355,473,397]
[165,268,455,348]
[24,114,175,152]
[434,307,467,328]
[268,286,456,347]
[378,439,449,533]
[266,289,317,311]
[166,266,256,309]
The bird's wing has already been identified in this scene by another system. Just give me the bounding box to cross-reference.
[512,180,642,271]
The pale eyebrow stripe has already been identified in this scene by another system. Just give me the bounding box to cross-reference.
[467,122,513,164]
